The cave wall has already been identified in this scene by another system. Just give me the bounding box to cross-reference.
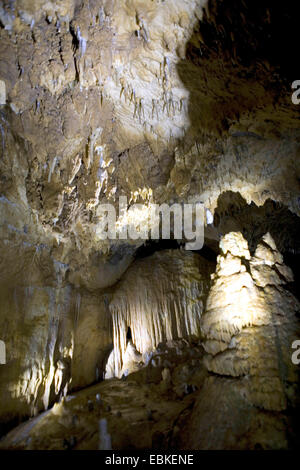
[0,0,299,447]
[0,187,113,430]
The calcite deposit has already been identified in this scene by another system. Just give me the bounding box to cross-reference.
[0,0,299,450]
[107,249,214,378]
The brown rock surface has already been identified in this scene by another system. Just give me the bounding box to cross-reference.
[0,0,299,450]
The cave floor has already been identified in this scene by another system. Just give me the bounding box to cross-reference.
[0,336,297,451]
[0,340,204,450]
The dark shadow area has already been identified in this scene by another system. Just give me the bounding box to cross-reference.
[134,238,218,265]
[134,239,183,259]
[126,326,132,342]
[214,190,300,255]
[177,0,300,138]
[283,253,300,301]
[194,244,218,263]
[213,191,300,300]
[0,416,21,440]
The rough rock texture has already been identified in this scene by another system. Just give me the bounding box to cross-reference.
[0,268,112,432]
[179,232,300,449]
[107,249,214,377]
[0,339,208,450]
[0,188,114,431]
[0,0,299,450]
[0,0,299,264]
[201,231,300,412]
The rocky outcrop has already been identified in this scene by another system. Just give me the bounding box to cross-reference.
[0,0,299,269]
[201,231,300,410]
[0,275,113,433]
[179,232,300,449]
[0,235,299,449]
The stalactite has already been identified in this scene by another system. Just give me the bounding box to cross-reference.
[48,156,57,183]
[108,251,213,377]
[77,27,87,59]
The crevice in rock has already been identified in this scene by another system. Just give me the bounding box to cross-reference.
[134,239,183,259]
[213,191,300,256]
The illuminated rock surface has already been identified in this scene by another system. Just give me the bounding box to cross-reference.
[108,249,214,377]
[0,0,299,449]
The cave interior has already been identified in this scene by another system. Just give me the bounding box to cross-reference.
[0,0,300,451]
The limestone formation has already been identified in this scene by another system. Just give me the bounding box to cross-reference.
[108,250,213,377]
[175,232,300,449]
[202,233,300,410]
[0,0,299,451]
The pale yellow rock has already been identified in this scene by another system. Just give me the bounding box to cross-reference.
[120,341,143,376]
[109,250,214,377]
[216,253,243,277]
[201,232,300,412]
[253,243,283,266]
[219,232,251,259]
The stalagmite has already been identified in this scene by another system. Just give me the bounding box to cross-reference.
[0,340,5,364]
[98,419,112,450]
[201,232,300,411]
